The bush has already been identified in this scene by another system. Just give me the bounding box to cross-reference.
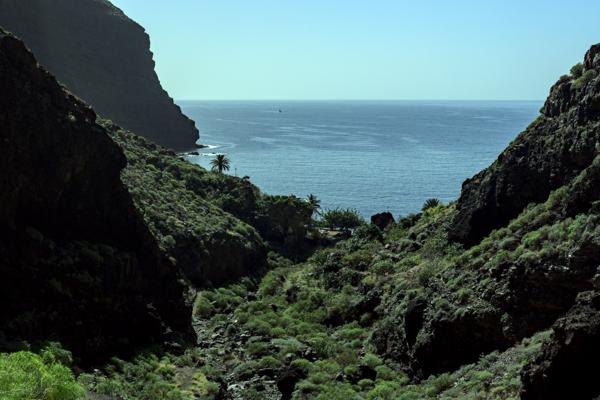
[353,224,383,242]
[257,270,284,297]
[361,354,383,369]
[0,351,84,400]
[358,379,375,389]
[321,208,365,232]
[570,62,584,78]
[193,295,215,318]
[572,68,598,89]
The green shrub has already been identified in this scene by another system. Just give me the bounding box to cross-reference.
[573,68,598,89]
[570,62,584,78]
[417,262,437,287]
[0,351,84,400]
[321,208,365,232]
[371,259,395,275]
[342,249,373,271]
[191,373,220,397]
[257,270,284,297]
[361,354,383,369]
[425,372,453,396]
[257,356,282,369]
[367,381,405,399]
[375,365,405,382]
[358,379,375,389]
[354,224,384,241]
[193,295,215,318]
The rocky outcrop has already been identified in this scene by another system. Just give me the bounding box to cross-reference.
[0,29,189,363]
[371,212,395,230]
[450,45,600,246]
[521,290,600,400]
[0,0,199,150]
[373,295,510,379]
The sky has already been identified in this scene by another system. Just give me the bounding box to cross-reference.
[110,0,600,100]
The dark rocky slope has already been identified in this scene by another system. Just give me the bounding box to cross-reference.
[0,0,199,150]
[521,290,600,399]
[450,45,600,246]
[0,29,190,363]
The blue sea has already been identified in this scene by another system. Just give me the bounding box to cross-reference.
[180,101,541,219]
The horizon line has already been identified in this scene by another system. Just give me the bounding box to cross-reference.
[176,98,544,102]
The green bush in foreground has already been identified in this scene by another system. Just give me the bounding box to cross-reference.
[0,351,84,400]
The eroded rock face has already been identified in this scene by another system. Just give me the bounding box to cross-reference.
[521,291,600,400]
[0,0,199,150]
[450,44,600,246]
[0,29,189,363]
[373,297,509,379]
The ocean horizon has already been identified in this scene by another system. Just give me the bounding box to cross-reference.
[180,100,542,218]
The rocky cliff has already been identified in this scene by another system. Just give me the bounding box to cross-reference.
[0,0,199,150]
[0,28,190,363]
[450,45,600,246]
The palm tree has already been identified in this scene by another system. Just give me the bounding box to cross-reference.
[307,193,321,216]
[422,198,441,212]
[210,154,231,174]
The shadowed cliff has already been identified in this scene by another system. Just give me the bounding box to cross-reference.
[0,0,199,150]
[450,45,600,246]
[0,28,191,363]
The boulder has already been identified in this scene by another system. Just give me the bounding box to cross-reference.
[371,212,395,230]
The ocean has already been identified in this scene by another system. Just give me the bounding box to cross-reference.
[180,100,541,219]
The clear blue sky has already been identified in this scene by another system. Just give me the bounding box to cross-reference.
[110,0,600,100]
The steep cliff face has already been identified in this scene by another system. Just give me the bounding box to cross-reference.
[0,29,190,363]
[0,0,199,150]
[450,46,600,246]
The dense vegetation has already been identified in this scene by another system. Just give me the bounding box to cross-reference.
[72,198,561,399]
